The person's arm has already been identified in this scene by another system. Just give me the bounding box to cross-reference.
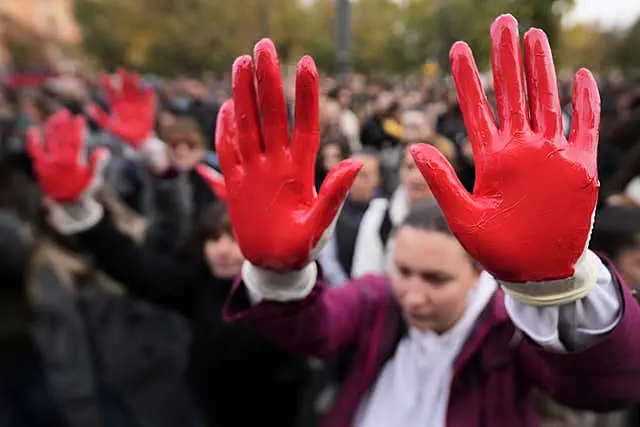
[511,254,640,410]
[48,193,200,316]
[142,165,193,255]
[409,16,640,410]
[225,262,388,358]
[76,209,200,316]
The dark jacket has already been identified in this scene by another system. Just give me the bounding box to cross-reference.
[78,217,310,427]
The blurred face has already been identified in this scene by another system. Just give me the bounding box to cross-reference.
[322,143,342,171]
[350,153,380,201]
[617,247,640,291]
[399,149,431,204]
[390,227,481,333]
[166,130,205,170]
[203,233,245,279]
[402,111,431,142]
[338,88,351,109]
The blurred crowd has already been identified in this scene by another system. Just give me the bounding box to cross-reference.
[0,63,638,427]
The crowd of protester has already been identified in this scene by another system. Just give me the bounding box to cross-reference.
[0,50,638,427]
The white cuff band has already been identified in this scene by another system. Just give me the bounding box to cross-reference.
[242,261,317,302]
[500,250,600,307]
[48,198,104,235]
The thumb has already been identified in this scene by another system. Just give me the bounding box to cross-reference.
[409,144,477,221]
[196,164,228,202]
[308,158,362,233]
[86,104,111,129]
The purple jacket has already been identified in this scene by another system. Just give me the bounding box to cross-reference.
[225,257,640,427]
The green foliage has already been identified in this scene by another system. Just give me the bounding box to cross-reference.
[76,0,619,76]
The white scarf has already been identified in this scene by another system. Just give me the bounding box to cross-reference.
[355,272,498,427]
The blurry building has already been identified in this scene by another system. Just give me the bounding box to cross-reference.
[0,0,81,71]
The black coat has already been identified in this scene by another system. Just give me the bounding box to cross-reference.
[78,217,310,427]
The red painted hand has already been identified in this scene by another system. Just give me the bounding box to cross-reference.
[88,68,155,148]
[410,14,600,283]
[27,110,110,203]
[198,40,361,271]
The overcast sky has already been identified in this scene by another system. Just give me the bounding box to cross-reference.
[564,0,640,29]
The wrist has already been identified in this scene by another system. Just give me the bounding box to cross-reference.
[500,250,600,307]
[48,198,104,235]
[242,261,317,302]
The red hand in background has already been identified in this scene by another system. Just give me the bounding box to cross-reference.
[88,68,155,148]
[198,40,361,271]
[410,14,600,283]
[27,110,110,203]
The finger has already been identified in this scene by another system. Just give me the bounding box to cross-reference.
[291,56,321,172]
[196,164,228,202]
[490,14,529,133]
[524,28,562,140]
[215,100,243,176]
[119,68,140,98]
[307,158,362,235]
[254,39,289,154]
[450,41,497,159]
[101,72,119,101]
[86,104,111,129]
[568,68,600,157]
[232,55,263,162]
[409,144,478,222]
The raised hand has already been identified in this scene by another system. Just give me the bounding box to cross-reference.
[198,40,361,271]
[410,14,600,284]
[88,68,155,148]
[27,110,110,203]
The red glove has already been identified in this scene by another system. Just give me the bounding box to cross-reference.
[27,110,110,203]
[410,14,600,283]
[87,68,155,148]
[197,39,361,271]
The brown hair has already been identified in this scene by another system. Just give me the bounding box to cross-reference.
[162,115,205,147]
[194,201,233,243]
[401,198,451,235]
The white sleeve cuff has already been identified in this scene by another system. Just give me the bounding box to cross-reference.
[500,249,600,307]
[242,261,317,302]
[48,198,104,235]
[505,252,622,352]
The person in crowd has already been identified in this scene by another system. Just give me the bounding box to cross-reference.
[0,159,68,427]
[327,86,361,153]
[204,15,640,427]
[160,115,218,223]
[27,79,311,427]
[319,148,383,285]
[26,95,199,427]
[315,133,352,192]
[590,204,640,427]
[379,109,456,196]
[360,93,401,150]
[350,141,433,278]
